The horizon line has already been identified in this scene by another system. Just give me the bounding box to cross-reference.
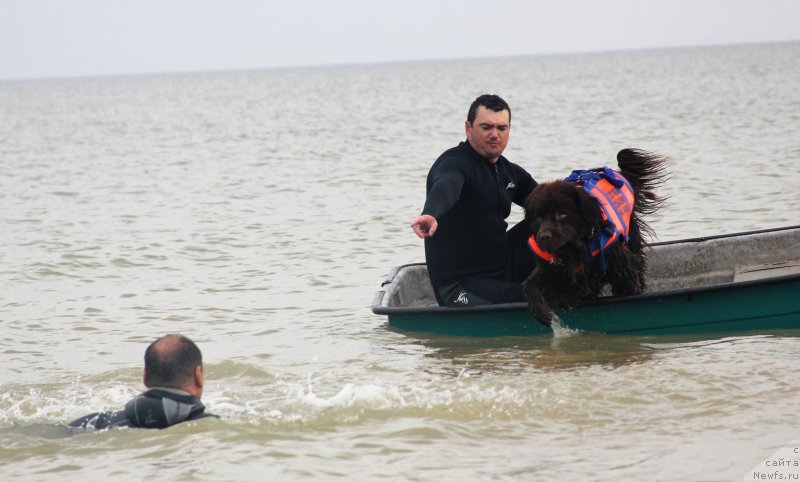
[2,38,797,83]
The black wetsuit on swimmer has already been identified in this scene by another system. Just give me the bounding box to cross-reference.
[68,388,217,430]
[421,141,537,306]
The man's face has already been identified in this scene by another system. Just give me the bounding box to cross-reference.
[465,106,510,163]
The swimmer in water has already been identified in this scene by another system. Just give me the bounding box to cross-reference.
[69,334,218,430]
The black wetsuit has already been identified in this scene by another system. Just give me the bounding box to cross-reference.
[421,141,537,306]
[68,387,217,430]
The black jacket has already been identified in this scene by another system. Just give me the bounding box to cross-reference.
[69,388,217,430]
[422,141,537,288]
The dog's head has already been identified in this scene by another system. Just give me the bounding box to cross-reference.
[524,181,604,255]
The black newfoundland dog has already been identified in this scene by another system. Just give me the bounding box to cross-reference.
[522,148,669,326]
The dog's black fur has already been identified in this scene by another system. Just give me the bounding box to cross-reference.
[522,148,669,326]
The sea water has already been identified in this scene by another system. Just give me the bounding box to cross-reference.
[1,42,799,481]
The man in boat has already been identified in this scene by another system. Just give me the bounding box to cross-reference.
[69,334,218,430]
[411,94,538,306]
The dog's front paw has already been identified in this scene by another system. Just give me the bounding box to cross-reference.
[530,306,554,327]
[523,280,555,327]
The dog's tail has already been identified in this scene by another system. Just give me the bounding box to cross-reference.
[616,148,670,242]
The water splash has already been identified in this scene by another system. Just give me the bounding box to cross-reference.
[550,315,580,338]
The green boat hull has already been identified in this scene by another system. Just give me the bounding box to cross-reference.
[374,226,800,337]
[383,275,800,337]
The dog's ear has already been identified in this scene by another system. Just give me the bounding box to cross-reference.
[572,187,603,229]
[523,190,539,224]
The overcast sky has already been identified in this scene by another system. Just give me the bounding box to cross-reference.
[2,0,799,80]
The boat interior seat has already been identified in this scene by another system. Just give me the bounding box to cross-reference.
[646,228,800,291]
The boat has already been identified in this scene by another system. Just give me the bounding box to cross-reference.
[372,225,800,337]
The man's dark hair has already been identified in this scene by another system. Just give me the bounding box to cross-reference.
[467,94,511,124]
[144,334,202,388]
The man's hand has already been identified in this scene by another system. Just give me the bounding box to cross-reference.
[411,215,438,239]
